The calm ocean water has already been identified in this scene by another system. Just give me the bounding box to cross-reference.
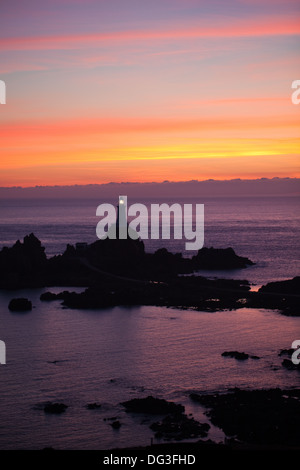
[0,196,299,449]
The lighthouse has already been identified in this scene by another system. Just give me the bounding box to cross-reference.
[117,196,128,239]
[97,196,140,241]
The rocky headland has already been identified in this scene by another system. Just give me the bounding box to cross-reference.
[1,234,299,316]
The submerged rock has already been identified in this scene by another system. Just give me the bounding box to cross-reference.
[221,351,249,360]
[44,402,68,414]
[221,351,260,360]
[8,298,32,311]
[110,420,122,429]
[86,403,102,410]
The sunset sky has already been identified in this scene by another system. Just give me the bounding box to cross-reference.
[0,0,299,186]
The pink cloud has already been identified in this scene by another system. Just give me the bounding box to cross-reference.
[0,114,298,142]
[1,15,299,51]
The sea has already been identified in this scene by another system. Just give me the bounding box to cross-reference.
[0,196,299,449]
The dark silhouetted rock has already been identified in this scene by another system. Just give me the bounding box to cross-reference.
[281,359,299,370]
[8,298,32,311]
[278,348,295,357]
[192,247,254,270]
[0,234,257,293]
[2,234,298,317]
[259,276,300,295]
[40,291,71,301]
[0,233,47,288]
[43,402,68,414]
[43,271,299,316]
[40,292,59,301]
[121,396,184,415]
[190,388,300,446]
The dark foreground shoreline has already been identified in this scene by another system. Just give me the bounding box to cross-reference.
[2,440,299,470]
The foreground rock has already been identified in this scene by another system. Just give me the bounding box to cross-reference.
[8,298,32,311]
[259,276,300,295]
[121,396,184,415]
[190,388,300,447]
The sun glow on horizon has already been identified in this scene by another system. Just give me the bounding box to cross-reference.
[0,0,299,186]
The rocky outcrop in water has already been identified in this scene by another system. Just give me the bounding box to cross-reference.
[8,298,32,311]
[0,234,255,289]
[47,273,299,316]
[221,351,260,360]
[1,235,299,316]
[121,395,209,441]
[0,234,47,288]
[259,276,300,295]
[50,276,251,312]
[192,247,254,270]
[121,396,184,415]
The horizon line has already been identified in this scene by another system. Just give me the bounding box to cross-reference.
[0,176,299,190]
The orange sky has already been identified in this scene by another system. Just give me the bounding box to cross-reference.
[0,0,299,186]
